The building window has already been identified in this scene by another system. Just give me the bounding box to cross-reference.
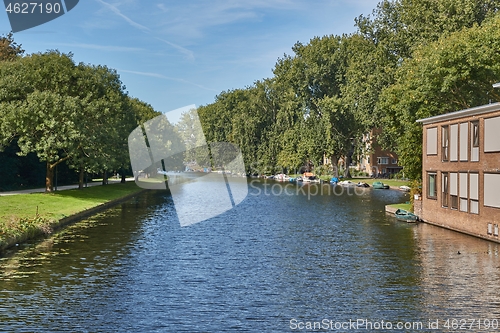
[442,126,449,161]
[450,124,458,161]
[427,127,438,155]
[459,122,468,161]
[391,158,398,164]
[469,173,479,214]
[428,173,437,199]
[377,157,389,165]
[470,200,479,214]
[484,173,500,209]
[442,172,449,208]
[459,173,468,212]
[450,172,458,210]
[472,121,479,148]
[484,116,500,152]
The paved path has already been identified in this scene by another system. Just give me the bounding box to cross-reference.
[0,178,135,196]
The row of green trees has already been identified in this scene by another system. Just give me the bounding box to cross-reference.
[197,0,500,179]
[0,34,160,191]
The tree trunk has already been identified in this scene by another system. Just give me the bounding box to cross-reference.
[102,171,108,185]
[343,154,352,178]
[121,171,126,183]
[78,166,84,189]
[330,155,339,177]
[45,162,54,192]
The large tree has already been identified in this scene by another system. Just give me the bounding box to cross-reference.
[0,51,133,191]
[378,13,500,179]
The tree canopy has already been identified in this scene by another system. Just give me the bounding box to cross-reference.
[197,1,500,179]
[2,1,500,187]
[0,49,160,191]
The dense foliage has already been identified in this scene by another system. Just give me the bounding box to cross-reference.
[0,38,161,191]
[1,0,500,189]
[198,0,500,179]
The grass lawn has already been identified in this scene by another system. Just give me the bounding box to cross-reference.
[0,182,144,250]
[387,202,413,212]
[0,182,143,221]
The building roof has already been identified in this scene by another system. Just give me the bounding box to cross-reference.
[416,102,500,125]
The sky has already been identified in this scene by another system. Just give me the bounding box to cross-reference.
[1,0,381,114]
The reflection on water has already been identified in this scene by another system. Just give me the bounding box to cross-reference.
[0,180,499,332]
[415,224,500,320]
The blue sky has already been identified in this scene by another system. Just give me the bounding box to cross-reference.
[1,0,381,113]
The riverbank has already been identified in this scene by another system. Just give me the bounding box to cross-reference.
[385,202,412,214]
[0,182,145,252]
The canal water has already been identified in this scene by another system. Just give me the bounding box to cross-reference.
[1,180,500,332]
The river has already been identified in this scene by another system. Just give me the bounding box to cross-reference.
[1,179,500,332]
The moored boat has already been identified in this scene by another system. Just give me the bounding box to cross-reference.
[399,185,411,192]
[372,181,389,189]
[395,209,419,222]
[338,180,355,186]
[302,172,321,183]
[274,173,290,181]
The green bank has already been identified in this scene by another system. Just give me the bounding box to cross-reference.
[0,182,144,252]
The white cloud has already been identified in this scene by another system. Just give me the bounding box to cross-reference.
[95,0,150,32]
[55,42,145,52]
[153,0,302,39]
[119,69,218,92]
[155,37,195,61]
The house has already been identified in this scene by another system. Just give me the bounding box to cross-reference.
[358,129,403,177]
[322,129,403,177]
[416,102,500,243]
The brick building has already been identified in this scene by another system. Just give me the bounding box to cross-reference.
[416,102,500,243]
[358,129,402,177]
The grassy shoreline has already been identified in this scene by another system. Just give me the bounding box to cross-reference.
[387,203,412,211]
[0,182,144,252]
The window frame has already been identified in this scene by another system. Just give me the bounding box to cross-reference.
[442,125,449,161]
[442,172,449,208]
[427,172,437,199]
[377,157,389,165]
[472,121,479,148]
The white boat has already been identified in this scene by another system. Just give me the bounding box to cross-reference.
[302,172,321,183]
[338,180,355,186]
[399,185,411,192]
[275,174,290,181]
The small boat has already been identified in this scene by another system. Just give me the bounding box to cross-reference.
[274,174,290,181]
[395,209,418,222]
[338,180,355,186]
[356,182,370,188]
[302,172,321,183]
[372,181,389,189]
[399,185,411,192]
[302,176,320,183]
[330,177,339,184]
